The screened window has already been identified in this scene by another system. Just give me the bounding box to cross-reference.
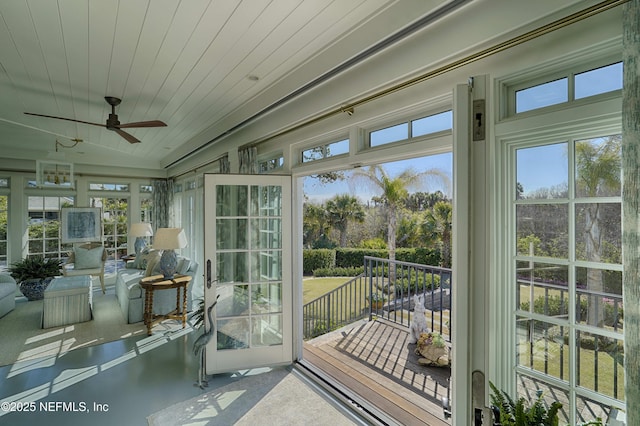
[514,134,623,424]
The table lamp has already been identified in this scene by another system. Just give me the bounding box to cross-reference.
[130,222,154,257]
[153,227,187,279]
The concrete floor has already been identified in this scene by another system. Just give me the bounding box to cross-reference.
[0,313,365,425]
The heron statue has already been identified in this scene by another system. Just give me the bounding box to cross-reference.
[193,295,219,389]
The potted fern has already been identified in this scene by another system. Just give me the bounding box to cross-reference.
[9,256,61,301]
[489,381,562,426]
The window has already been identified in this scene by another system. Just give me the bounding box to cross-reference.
[513,135,623,424]
[512,61,623,115]
[259,155,284,173]
[90,197,128,276]
[0,195,7,269]
[301,139,349,163]
[140,184,153,193]
[369,110,452,147]
[89,183,129,191]
[27,196,75,259]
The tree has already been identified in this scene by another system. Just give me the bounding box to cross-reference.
[421,201,453,267]
[303,202,330,249]
[325,194,365,247]
[352,165,450,274]
[575,135,621,327]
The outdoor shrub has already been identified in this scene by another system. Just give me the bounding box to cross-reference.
[313,266,364,277]
[394,273,441,296]
[335,248,387,268]
[396,247,441,267]
[303,249,335,275]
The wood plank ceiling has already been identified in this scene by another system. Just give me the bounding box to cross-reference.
[0,0,448,170]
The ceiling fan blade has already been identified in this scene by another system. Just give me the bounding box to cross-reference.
[114,128,141,144]
[24,112,106,128]
[118,120,167,128]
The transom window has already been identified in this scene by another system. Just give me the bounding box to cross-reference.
[301,139,349,163]
[89,182,129,191]
[513,62,623,114]
[369,110,452,147]
[513,134,623,424]
[259,155,284,173]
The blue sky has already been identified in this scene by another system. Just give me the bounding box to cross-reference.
[303,152,453,203]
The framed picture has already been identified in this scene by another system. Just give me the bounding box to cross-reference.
[61,207,102,243]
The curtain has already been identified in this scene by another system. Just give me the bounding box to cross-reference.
[152,178,174,229]
[219,155,231,174]
[238,146,258,174]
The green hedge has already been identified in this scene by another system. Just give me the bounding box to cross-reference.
[335,248,388,268]
[303,247,444,275]
[303,249,335,275]
[313,266,364,277]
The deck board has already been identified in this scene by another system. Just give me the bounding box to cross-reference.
[303,318,451,426]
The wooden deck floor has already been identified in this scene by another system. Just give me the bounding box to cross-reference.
[302,318,451,426]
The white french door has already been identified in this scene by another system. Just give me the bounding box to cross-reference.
[203,174,292,374]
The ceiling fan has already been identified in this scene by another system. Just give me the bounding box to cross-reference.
[24,96,166,144]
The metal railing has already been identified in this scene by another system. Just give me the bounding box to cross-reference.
[302,273,368,339]
[364,256,452,342]
[302,256,453,341]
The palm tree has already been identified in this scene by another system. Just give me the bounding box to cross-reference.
[421,201,453,268]
[303,202,330,248]
[325,194,365,247]
[352,165,450,273]
[575,135,621,326]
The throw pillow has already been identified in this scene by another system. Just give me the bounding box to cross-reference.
[74,245,105,269]
[177,257,192,275]
[144,250,161,277]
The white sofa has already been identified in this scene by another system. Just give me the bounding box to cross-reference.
[0,273,17,318]
[115,256,201,323]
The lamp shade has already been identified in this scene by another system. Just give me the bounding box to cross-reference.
[130,222,153,237]
[154,228,188,250]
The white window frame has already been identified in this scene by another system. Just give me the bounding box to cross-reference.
[494,83,623,424]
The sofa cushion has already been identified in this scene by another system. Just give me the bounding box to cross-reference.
[144,249,162,276]
[74,244,105,269]
[177,257,192,275]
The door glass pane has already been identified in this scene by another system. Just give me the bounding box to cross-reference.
[575,267,622,330]
[516,316,568,381]
[516,204,568,258]
[516,143,568,199]
[216,218,248,250]
[216,285,249,316]
[575,203,621,264]
[251,185,282,216]
[516,261,569,315]
[575,136,621,198]
[251,315,283,346]
[217,252,248,283]
[217,318,249,349]
[216,185,247,216]
[250,219,282,249]
[576,331,624,399]
[251,251,282,281]
[251,283,282,314]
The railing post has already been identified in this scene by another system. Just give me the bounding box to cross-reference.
[326,293,331,332]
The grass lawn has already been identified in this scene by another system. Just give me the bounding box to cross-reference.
[302,276,352,304]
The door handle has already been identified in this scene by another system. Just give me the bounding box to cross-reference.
[206,259,212,289]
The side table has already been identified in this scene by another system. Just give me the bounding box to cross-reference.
[140,274,192,335]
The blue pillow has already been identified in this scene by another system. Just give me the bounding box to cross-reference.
[74,245,104,269]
